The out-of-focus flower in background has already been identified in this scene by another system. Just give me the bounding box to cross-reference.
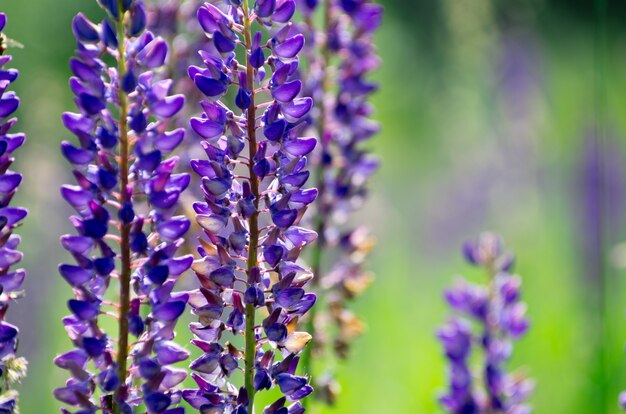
[438,233,533,414]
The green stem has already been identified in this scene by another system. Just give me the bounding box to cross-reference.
[114,2,132,411]
[242,2,259,412]
[301,1,332,409]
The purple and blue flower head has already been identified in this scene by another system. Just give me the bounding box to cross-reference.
[56,1,192,412]
[438,233,533,414]
[182,1,317,412]
[0,12,29,413]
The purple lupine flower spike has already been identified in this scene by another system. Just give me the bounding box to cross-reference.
[182,1,317,412]
[56,1,191,412]
[438,233,533,414]
[0,13,29,413]
[296,0,382,404]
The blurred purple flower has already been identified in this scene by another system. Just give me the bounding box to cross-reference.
[497,30,540,120]
[575,129,625,286]
[438,233,533,414]
[56,1,191,412]
[296,0,382,404]
[419,30,543,260]
[575,129,626,412]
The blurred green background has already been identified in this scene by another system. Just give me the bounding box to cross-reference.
[2,0,626,412]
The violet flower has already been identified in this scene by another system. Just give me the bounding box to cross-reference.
[146,0,208,128]
[182,1,317,412]
[0,13,29,413]
[55,1,192,412]
[296,0,382,403]
[146,0,220,249]
[438,233,533,414]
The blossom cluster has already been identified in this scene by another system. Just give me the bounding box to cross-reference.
[0,13,29,412]
[438,233,533,414]
[55,1,193,412]
[180,1,319,413]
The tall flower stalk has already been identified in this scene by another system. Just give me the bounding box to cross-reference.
[55,1,193,412]
[438,233,533,414]
[181,1,318,413]
[296,0,382,404]
[0,13,29,413]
